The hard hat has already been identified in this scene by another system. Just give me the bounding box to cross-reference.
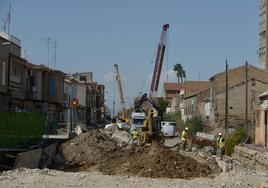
[218,132,222,136]
[185,127,189,130]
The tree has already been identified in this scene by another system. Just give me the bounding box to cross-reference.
[173,63,186,83]
[157,97,169,111]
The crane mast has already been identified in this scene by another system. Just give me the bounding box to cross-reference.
[114,64,126,118]
[150,24,169,97]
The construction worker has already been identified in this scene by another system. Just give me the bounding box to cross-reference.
[181,127,189,150]
[217,132,225,160]
[131,129,139,145]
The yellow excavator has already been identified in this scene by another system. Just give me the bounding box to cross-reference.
[134,93,163,143]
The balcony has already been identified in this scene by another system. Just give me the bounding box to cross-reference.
[10,75,21,83]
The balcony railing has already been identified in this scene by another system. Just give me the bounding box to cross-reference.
[10,75,21,83]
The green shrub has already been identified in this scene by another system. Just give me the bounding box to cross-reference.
[185,115,203,135]
[163,110,183,131]
[163,110,181,122]
[225,128,247,156]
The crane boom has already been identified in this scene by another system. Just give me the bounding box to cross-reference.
[114,64,126,118]
[150,24,169,97]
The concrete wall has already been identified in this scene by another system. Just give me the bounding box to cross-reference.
[77,84,86,107]
[183,95,197,120]
[255,109,268,147]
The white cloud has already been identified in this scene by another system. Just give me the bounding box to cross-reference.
[104,71,114,82]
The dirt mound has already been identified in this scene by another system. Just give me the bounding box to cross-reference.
[57,131,218,179]
[59,129,118,166]
[98,142,216,179]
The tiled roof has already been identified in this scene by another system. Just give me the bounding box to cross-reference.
[163,82,183,91]
[164,81,210,98]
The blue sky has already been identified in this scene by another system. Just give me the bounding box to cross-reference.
[0,1,259,112]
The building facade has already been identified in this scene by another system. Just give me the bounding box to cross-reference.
[210,64,268,129]
[163,81,209,117]
[0,31,22,111]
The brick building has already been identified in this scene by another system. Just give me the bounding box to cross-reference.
[210,64,268,129]
[163,81,209,116]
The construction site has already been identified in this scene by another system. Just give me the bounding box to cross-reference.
[1,1,268,188]
[0,128,268,188]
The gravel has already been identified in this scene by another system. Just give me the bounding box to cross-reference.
[0,168,267,188]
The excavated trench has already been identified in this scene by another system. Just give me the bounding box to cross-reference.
[51,129,220,179]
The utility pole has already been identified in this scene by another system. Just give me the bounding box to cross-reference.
[225,60,228,130]
[245,61,248,135]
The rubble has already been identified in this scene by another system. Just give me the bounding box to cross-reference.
[201,146,216,155]
[98,142,218,179]
[55,130,220,179]
[233,144,268,171]
[59,129,118,166]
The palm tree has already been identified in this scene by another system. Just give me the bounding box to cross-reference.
[173,63,186,109]
[173,63,186,83]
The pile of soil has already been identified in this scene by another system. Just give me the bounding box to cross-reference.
[98,142,215,179]
[57,130,219,179]
[59,129,118,166]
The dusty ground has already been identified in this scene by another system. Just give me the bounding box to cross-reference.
[0,168,267,188]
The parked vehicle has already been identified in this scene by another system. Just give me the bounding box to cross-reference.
[161,121,176,137]
[104,122,130,132]
[130,112,146,132]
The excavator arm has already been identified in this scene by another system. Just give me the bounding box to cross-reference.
[134,93,163,121]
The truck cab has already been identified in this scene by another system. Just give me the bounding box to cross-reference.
[130,112,146,132]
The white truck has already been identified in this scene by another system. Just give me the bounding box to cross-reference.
[161,121,177,137]
[130,112,146,132]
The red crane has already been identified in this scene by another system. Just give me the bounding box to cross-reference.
[150,24,169,97]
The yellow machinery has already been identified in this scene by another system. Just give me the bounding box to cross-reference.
[134,94,163,144]
[140,109,154,143]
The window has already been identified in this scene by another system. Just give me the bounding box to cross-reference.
[80,76,87,82]
[2,62,6,86]
[49,78,55,97]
